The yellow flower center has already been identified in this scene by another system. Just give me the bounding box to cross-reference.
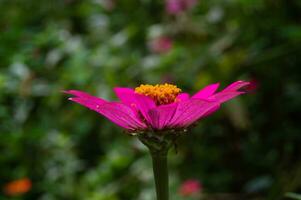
[135,83,182,105]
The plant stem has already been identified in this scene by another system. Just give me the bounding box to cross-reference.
[150,150,169,200]
[138,133,175,200]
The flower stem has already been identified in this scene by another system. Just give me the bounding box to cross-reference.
[150,150,169,200]
[138,133,176,200]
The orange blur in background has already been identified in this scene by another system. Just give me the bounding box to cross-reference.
[3,178,32,196]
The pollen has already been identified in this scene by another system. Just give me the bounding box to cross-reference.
[135,83,182,105]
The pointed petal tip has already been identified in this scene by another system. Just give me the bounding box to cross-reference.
[243,80,258,93]
[222,80,251,93]
[63,90,79,96]
[192,82,221,99]
[63,90,80,96]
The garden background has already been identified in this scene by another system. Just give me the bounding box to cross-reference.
[0,0,301,199]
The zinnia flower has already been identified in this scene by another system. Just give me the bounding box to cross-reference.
[3,178,32,196]
[179,179,202,197]
[65,81,250,200]
[65,81,250,134]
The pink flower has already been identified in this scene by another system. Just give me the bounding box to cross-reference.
[149,36,173,54]
[179,179,202,197]
[166,0,183,15]
[166,0,198,15]
[65,81,250,133]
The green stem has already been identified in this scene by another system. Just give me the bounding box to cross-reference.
[150,150,169,200]
[138,133,176,200]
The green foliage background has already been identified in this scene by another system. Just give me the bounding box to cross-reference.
[0,0,301,199]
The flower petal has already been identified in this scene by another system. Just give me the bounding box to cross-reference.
[222,80,250,92]
[177,93,190,101]
[64,90,106,104]
[169,99,218,127]
[148,103,178,130]
[192,83,220,99]
[69,98,146,130]
[215,91,246,103]
[202,104,220,117]
[206,81,250,103]
[133,94,156,125]
[113,87,136,105]
[96,102,147,130]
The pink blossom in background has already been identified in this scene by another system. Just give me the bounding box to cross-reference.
[149,36,173,54]
[65,81,250,133]
[166,0,183,15]
[179,179,202,197]
[166,0,198,15]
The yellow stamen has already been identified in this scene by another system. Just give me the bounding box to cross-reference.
[135,83,182,105]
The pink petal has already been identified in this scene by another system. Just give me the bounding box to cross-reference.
[64,90,106,104]
[177,93,190,101]
[69,98,146,130]
[204,81,250,103]
[133,94,156,125]
[114,89,175,129]
[222,80,250,92]
[148,103,178,130]
[113,87,147,122]
[192,83,220,99]
[210,91,244,103]
[202,104,220,117]
[96,102,147,130]
[113,87,136,106]
[169,99,218,127]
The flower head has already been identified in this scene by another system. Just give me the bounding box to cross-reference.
[135,83,181,105]
[3,178,32,196]
[65,81,250,134]
[179,179,202,197]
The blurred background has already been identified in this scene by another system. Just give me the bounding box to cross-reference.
[0,0,301,199]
